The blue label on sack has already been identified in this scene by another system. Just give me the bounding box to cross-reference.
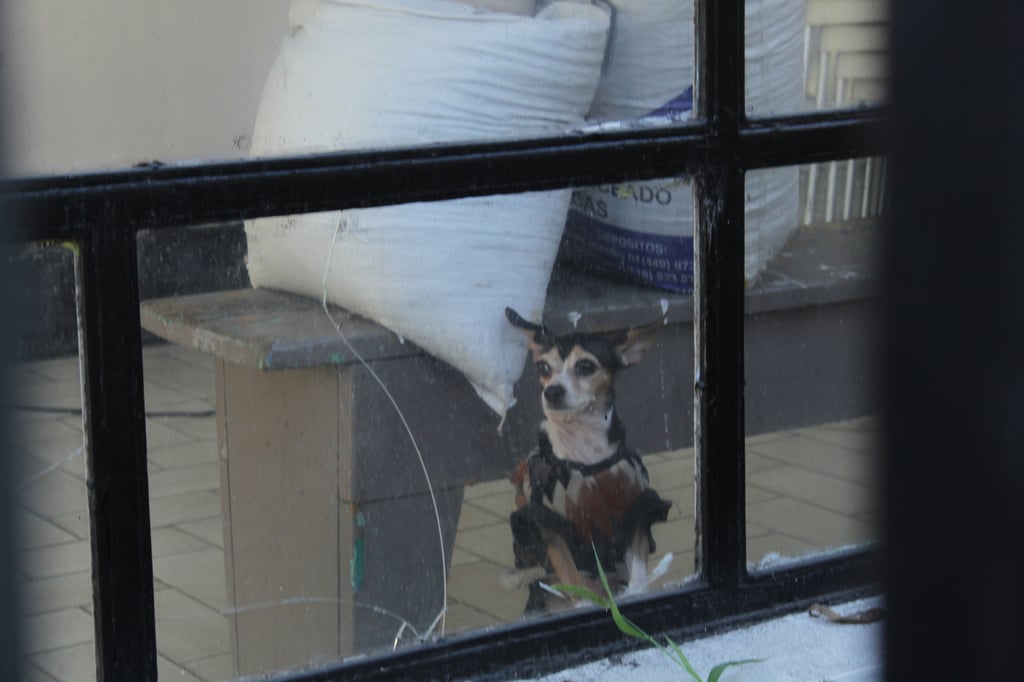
[562,87,696,292]
[643,86,694,121]
[562,211,694,293]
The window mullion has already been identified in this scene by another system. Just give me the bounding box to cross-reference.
[693,0,748,591]
[77,225,158,682]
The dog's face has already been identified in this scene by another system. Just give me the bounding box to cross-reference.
[532,337,615,413]
[506,308,663,416]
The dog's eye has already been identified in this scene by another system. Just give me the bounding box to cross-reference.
[574,359,597,377]
[536,360,551,377]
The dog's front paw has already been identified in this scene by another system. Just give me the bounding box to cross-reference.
[500,566,549,590]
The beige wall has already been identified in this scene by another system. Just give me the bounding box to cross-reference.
[2,0,290,174]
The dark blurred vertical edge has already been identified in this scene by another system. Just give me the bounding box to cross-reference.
[884,2,1024,680]
[0,0,24,678]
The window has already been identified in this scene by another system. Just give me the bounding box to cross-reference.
[5,0,885,679]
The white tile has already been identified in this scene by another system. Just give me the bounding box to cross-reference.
[13,385,84,417]
[176,518,225,550]
[443,600,501,635]
[456,502,506,532]
[142,354,214,397]
[746,521,772,538]
[15,508,76,550]
[464,488,516,519]
[22,609,94,655]
[747,533,819,569]
[449,547,480,568]
[152,548,227,611]
[16,469,88,519]
[658,486,694,522]
[453,524,514,568]
[148,463,219,500]
[143,383,214,415]
[646,454,695,490]
[18,661,61,682]
[153,416,216,442]
[155,612,231,666]
[801,422,880,454]
[144,419,202,450]
[747,497,877,549]
[149,441,221,470]
[153,590,232,666]
[748,466,877,517]
[12,454,58,486]
[20,540,92,579]
[653,516,696,557]
[747,434,876,482]
[151,527,214,558]
[158,345,215,371]
[20,571,93,616]
[31,642,96,682]
[149,491,222,528]
[184,653,236,682]
[746,451,788,473]
[158,655,202,682]
[463,478,511,501]
[446,560,528,622]
[155,587,223,621]
[746,483,781,505]
[20,355,83,384]
[48,511,90,542]
[13,425,85,466]
[745,430,791,446]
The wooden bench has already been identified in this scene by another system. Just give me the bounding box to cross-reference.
[140,224,876,676]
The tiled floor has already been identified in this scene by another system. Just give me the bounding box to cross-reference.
[11,345,880,681]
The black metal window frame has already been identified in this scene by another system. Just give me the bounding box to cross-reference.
[5,2,885,681]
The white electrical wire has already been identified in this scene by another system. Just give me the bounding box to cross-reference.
[320,220,448,642]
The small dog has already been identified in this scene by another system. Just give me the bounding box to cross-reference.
[505,307,672,612]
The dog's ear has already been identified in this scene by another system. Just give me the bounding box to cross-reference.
[612,316,665,367]
[506,307,550,358]
[505,307,544,335]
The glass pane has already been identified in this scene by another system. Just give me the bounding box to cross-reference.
[744,161,883,570]
[746,0,888,117]
[135,182,697,675]
[136,224,244,680]
[7,244,96,680]
[143,343,227,680]
[3,0,697,176]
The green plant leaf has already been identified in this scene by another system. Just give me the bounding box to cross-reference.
[706,658,765,682]
[665,634,705,682]
[586,545,702,681]
[556,544,763,682]
[553,577,657,649]
[548,582,611,610]
[591,547,659,645]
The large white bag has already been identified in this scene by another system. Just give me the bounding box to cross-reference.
[560,0,806,292]
[245,0,610,419]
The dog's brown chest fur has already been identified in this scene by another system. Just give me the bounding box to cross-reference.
[512,446,651,544]
[562,461,649,541]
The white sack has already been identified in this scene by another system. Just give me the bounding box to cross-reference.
[745,0,808,265]
[561,0,807,292]
[245,0,611,418]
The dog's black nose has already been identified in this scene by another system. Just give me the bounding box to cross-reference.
[543,384,566,406]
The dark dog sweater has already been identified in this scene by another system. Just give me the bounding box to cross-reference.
[510,432,672,611]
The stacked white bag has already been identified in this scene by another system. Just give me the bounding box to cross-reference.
[560,0,807,292]
[745,0,808,272]
[245,0,611,419]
